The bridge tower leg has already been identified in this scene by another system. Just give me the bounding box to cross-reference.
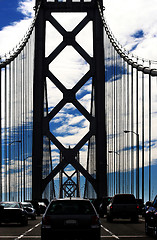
[32,0,46,200]
[32,0,107,200]
[93,4,107,199]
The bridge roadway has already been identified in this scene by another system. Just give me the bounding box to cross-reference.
[0,215,154,239]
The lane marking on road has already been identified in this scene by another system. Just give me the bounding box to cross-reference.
[114,236,147,238]
[0,237,41,239]
[101,225,119,239]
[14,222,41,240]
[101,236,147,238]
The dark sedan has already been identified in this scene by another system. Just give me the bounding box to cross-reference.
[41,198,101,240]
[145,195,157,237]
[21,202,36,220]
[0,202,28,226]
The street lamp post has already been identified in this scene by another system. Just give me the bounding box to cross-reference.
[108,150,120,194]
[124,130,139,199]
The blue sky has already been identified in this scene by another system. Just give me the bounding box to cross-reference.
[0,0,24,30]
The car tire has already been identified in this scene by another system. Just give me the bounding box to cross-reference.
[145,222,150,235]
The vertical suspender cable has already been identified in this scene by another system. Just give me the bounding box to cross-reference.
[22,50,24,201]
[0,68,1,200]
[27,41,30,200]
[113,49,116,195]
[15,56,18,201]
[149,62,151,201]
[110,41,113,196]
[136,64,139,199]
[131,65,134,194]
[142,63,144,202]
[8,63,11,201]
[12,60,16,201]
[25,43,28,201]
[127,63,130,193]
[17,55,20,202]
[119,55,122,194]
[23,48,25,201]
[124,60,127,193]
[4,66,7,201]
[114,51,118,193]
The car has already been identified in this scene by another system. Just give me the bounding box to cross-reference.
[38,201,47,214]
[145,195,157,237]
[107,194,139,222]
[41,198,101,240]
[0,201,28,226]
[99,197,112,217]
[136,198,144,215]
[142,200,152,217]
[21,202,36,220]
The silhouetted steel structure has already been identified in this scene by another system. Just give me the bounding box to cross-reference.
[32,0,107,201]
[59,151,80,198]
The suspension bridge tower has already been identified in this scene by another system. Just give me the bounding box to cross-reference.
[32,0,107,200]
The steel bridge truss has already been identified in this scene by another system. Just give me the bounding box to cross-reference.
[32,0,107,200]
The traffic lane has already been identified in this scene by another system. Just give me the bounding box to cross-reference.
[0,216,42,239]
[0,215,154,240]
[100,216,154,239]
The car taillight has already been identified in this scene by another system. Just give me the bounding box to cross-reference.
[42,215,51,225]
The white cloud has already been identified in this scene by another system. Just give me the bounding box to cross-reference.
[0,19,33,57]
[0,0,35,57]
[18,0,35,17]
[68,115,86,126]
[104,0,157,60]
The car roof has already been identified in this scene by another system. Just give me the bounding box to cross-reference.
[52,198,90,201]
[0,201,20,204]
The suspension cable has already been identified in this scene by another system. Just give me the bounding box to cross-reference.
[97,0,157,76]
[0,2,41,67]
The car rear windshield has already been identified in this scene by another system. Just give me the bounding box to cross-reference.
[0,202,20,208]
[113,195,136,204]
[47,200,95,215]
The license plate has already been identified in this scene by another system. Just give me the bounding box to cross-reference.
[65,219,77,225]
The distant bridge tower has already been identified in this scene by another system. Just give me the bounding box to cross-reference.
[32,0,107,200]
[59,150,80,198]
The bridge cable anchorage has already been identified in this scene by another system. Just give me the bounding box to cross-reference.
[97,0,157,76]
[0,3,41,67]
